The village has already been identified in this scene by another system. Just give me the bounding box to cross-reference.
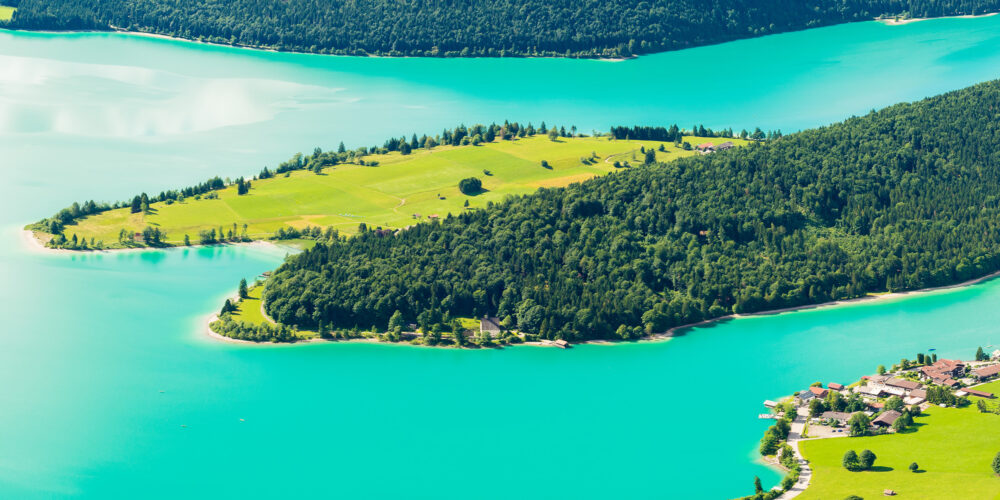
[750,349,1000,499]
[780,352,1000,434]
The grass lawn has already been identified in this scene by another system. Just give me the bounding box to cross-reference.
[41,134,745,248]
[799,380,1000,499]
[228,285,318,339]
[228,285,272,326]
[0,6,15,21]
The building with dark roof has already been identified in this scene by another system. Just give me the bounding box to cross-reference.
[886,378,922,391]
[871,410,902,428]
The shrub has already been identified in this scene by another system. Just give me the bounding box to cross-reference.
[842,450,860,471]
[458,177,482,195]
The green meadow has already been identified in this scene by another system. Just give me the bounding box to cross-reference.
[799,380,1000,499]
[0,6,15,21]
[44,134,743,247]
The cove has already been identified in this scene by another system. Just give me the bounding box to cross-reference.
[4,15,1000,498]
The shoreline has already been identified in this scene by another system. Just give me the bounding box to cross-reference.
[9,10,997,63]
[878,12,997,26]
[201,267,1000,349]
[19,229,292,257]
[2,27,631,62]
[657,267,1000,340]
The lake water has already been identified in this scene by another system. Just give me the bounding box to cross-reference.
[3,15,1000,498]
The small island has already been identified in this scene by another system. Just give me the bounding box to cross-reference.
[742,349,1000,499]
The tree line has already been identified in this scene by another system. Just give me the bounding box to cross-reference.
[261,79,1000,342]
[6,0,998,58]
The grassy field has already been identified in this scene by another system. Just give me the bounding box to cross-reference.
[41,134,744,247]
[799,380,1000,499]
[0,6,14,21]
[229,285,318,339]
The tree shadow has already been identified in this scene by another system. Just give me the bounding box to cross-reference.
[869,466,894,472]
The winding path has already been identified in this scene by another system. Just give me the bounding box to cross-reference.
[776,414,814,499]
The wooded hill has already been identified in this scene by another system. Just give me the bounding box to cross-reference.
[262,80,1000,341]
[5,0,998,58]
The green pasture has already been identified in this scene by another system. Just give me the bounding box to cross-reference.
[47,134,744,247]
[799,380,1000,499]
[0,6,15,22]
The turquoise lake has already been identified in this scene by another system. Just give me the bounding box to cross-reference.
[3,15,1000,498]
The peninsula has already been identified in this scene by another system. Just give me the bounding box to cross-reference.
[27,123,747,250]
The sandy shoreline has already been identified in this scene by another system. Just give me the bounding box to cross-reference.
[879,12,997,25]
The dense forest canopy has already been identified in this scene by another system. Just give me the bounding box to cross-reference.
[263,80,1000,341]
[5,0,999,57]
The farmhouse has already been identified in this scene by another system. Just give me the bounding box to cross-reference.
[716,141,735,150]
[871,410,901,428]
[480,316,502,335]
[696,143,715,152]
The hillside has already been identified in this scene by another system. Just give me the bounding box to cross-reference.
[5,0,998,58]
[30,131,742,249]
[261,80,1000,342]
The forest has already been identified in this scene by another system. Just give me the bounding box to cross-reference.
[5,0,998,58]
[261,80,1000,341]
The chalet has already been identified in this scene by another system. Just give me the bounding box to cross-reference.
[553,339,570,348]
[427,214,440,220]
[820,411,853,425]
[931,359,966,378]
[716,141,735,150]
[973,364,1000,380]
[480,316,502,335]
[871,410,901,428]
[886,377,922,391]
[868,401,885,410]
[919,365,961,386]
[133,232,145,243]
[827,382,845,391]
[809,386,829,398]
[909,388,926,399]
[696,143,715,152]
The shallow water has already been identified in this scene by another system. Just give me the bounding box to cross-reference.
[3,16,1000,498]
